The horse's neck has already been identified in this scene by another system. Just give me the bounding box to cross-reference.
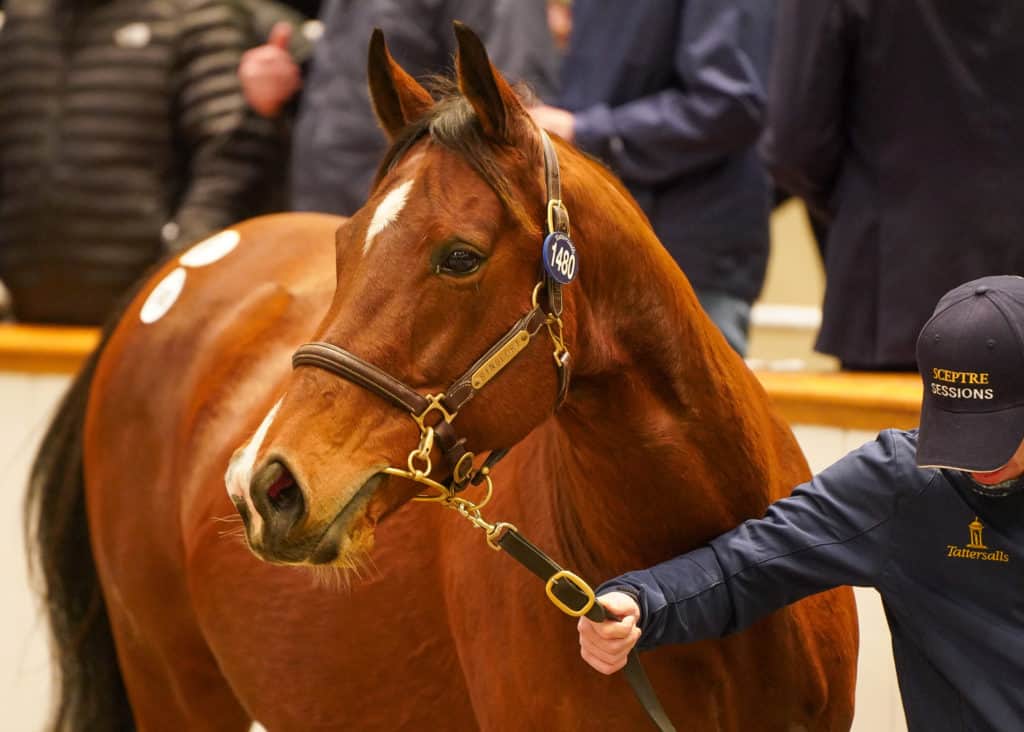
[523,189,800,577]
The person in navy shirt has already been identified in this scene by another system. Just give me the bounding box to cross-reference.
[581,275,1024,731]
[529,0,774,356]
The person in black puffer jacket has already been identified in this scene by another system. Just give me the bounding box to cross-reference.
[0,0,289,325]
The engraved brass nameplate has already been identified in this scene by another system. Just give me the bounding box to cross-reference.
[471,330,532,389]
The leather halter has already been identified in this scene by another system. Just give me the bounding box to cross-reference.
[293,129,571,492]
[291,131,675,732]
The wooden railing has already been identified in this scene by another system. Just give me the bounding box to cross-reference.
[0,324,99,374]
[755,370,920,430]
[0,324,921,430]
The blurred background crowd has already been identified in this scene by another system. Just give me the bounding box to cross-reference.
[1,0,1022,372]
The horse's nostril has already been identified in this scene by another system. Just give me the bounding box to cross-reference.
[267,471,299,510]
[251,461,307,534]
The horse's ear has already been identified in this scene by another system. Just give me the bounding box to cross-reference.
[368,28,434,140]
[453,21,529,142]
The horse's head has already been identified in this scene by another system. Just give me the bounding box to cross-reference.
[227,24,579,566]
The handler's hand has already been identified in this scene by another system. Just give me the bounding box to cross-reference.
[238,22,302,118]
[528,104,575,144]
[577,591,641,675]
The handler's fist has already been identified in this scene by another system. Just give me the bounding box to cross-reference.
[577,591,642,675]
[238,22,301,118]
[528,104,576,144]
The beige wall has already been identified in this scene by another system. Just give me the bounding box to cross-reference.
[762,199,825,307]
[2,373,62,732]
[749,200,838,371]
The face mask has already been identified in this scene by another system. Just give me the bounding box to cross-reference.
[963,473,1024,498]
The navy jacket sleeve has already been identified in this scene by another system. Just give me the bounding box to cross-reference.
[572,0,774,187]
[599,431,916,651]
[759,0,858,219]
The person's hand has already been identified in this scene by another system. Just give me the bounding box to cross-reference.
[577,591,642,674]
[529,104,576,144]
[238,22,302,118]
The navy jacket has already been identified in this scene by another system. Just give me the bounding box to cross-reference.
[291,0,558,216]
[762,1,1024,368]
[602,430,1024,731]
[559,0,775,303]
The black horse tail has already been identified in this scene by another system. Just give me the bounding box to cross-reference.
[23,315,135,732]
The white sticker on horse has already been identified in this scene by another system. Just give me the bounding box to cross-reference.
[139,267,186,324]
[364,179,414,254]
[180,229,241,268]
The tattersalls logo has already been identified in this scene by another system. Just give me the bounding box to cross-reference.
[946,517,1010,562]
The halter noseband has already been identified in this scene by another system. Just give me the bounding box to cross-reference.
[292,130,572,500]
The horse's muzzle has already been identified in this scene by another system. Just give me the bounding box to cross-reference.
[243,461,382,565]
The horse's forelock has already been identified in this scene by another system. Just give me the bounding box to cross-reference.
[371,83,537,235]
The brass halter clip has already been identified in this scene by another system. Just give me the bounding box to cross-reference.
[546,198,571,237]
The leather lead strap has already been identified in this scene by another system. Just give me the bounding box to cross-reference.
[496,530,677,732]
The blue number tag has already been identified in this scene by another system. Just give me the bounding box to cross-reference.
[541,232,578,285]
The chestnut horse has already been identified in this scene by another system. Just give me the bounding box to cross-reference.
[26,25,857,732]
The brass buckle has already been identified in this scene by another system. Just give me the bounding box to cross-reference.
[546,198,571,236]
[544,570,596,617]
[412,394,456,431]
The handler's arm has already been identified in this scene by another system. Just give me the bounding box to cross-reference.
[601,430,916,651]
[572,0,773,187]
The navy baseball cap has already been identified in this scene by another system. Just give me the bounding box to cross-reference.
[916,276,1024,471]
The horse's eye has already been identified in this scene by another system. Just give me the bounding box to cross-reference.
[438,248,482,275]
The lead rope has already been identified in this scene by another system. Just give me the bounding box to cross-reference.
[394,457,675,732]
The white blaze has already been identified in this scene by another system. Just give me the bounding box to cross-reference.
[225,398,283,525]
[363,179,414,254]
